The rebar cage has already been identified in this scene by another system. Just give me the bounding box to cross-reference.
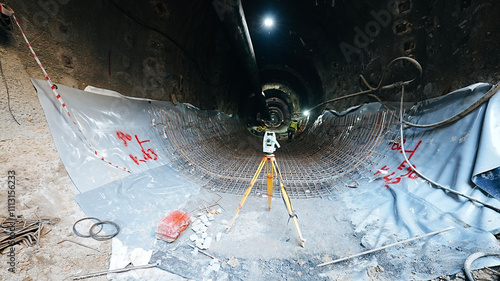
[151,105,394,199]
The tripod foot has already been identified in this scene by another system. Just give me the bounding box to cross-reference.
[300,239,306,248]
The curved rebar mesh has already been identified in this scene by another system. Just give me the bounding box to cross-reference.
[151,105,394,199]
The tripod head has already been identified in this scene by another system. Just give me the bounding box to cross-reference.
[263,131,280,155]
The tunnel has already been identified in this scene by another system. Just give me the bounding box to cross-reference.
[2,0,500,280]
[6,0,499,196]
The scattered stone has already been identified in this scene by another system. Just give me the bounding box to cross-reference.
[367,265,384,278]
[192,223,208,234]
[192,247,199,256]
[227,257,239,268]
[360,235,375,249]
[208,259,220,272]
[200,215,209,224]
[192,220,204,233]
[202,237,212,250]
[216,232,222,242]
[195,239,204,249]
[207,213,215,221]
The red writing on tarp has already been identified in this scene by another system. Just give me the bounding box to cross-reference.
[116,131,158,165]
[374,140,422,187]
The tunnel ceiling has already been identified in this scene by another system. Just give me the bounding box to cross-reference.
[242,0,348,108]
[232,0,500,116]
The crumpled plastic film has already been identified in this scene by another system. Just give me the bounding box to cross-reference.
[34,79,174,193]
[471,85,500,199]
[371,83,500,233]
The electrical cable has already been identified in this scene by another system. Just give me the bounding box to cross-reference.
[89,220,120,241]
[105,0,224,89]
[463,252,500,281]
[310,56,500,130]
[72,217,103,238]
[363,57,500,130]
[393,82,500,129]
[397,84,500,213]
[360,57,422,91]
[0,56,20,125]
[308,56,422,112]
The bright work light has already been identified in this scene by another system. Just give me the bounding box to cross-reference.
[263,17,274,28]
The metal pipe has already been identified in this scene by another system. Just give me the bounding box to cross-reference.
[212,0,267,115]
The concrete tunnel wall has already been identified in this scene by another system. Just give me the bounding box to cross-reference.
[7,0,245,115]
[3,0,500,194]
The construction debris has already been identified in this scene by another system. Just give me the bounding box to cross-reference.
[57,239,100,252]
[73,217,121,241]
[317,226,455,267]
[187,243,225,264]
[190,214,213,250]
[72,261,160,280]
[156,210,191,243]
[0,215,59,253]
[227,256,239,268]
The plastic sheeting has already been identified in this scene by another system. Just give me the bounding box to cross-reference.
[355,83,500,233]
[33,78,500,280]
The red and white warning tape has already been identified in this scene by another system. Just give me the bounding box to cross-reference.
[9,8,131,174]
[0,3,13,17]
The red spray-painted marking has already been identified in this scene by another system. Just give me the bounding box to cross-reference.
[117,131,133,147]
[374,140,422,187]
[13,16,131,173]
[116,131,158,165]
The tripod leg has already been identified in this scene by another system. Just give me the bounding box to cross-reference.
[272,161,306,247]
[226,157,266,233]
[267,157,273,211]
[281,186,306,247]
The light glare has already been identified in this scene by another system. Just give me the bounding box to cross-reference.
[264,18,274,27]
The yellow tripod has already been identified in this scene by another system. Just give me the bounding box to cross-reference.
[226,154,306,247]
